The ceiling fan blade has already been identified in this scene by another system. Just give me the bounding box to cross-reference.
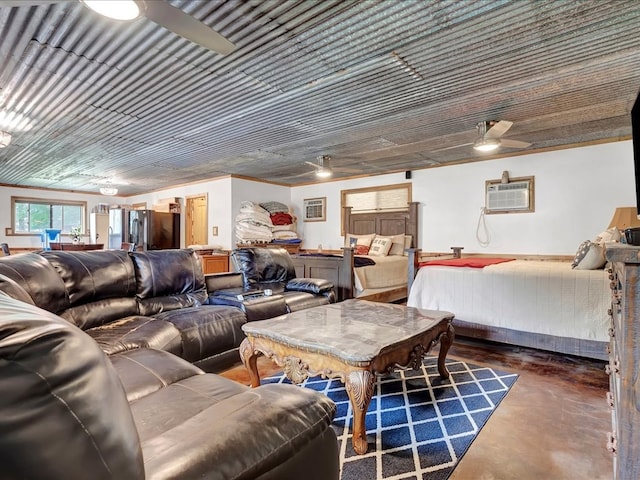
[499,139,532,149]
[486,120,513,138]
[431,142,473,152]
[304,161,321,170]
[144,1,235,55]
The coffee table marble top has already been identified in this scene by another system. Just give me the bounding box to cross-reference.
[241,299,454,365]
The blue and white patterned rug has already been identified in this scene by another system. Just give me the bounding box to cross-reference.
[264,357,518,480]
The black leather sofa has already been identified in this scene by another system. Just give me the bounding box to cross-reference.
[0,248,334,372]
[0,248,340,479]
[0,289,339,480]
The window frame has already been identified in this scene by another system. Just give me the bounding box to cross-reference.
[340,182,412,234]
[10,196,87,236]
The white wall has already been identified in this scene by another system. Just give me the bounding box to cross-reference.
[2,140,634,255]
[127,177,234,248]
[126,176,290,249]
[0,186,124,249]
[291,140,636,255]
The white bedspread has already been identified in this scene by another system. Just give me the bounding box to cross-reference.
[354,255,408,296]
[407,260,610,341]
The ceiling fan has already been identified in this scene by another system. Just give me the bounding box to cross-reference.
[303,155,363,179]
[0,0,235,55]
[433,120,531,153]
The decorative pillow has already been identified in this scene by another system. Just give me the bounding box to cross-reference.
[369,236,393,257]
[571,240,606,270]
[344,233,375,249]
[593,227,621,244]
[354,244,370,255]
[388,234,410,256]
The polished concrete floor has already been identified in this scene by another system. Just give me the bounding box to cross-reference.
[220,337,613,480]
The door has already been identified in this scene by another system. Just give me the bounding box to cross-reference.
[186,194,208,246]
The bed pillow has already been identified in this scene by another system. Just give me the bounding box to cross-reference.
[369,236,393,256]
[571,240,606,270]
[388,234,412,256]
[354,244,370,255]
[344,233,375,249]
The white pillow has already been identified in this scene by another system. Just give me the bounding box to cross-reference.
[344,233,375,248]
[369,236,393,256]
[388,234,413,256]
[571,240,606,270]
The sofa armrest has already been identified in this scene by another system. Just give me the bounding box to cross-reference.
[204,272,243,293]
[285,278,333,295]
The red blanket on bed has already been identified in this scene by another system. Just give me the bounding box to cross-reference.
[419,257,516,268]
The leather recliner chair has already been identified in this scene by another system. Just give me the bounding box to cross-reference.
[207,247,336,319]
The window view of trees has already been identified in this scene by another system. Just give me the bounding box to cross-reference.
[13,198,85,234]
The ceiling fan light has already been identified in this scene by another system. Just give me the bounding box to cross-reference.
[0,131,11,148]
[99,186,118,196]
[473,137,500,152]
[316,169,332,178]
[81,0,143,21]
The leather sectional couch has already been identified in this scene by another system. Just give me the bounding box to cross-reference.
[0,247,333,372]
[0,248,340,479]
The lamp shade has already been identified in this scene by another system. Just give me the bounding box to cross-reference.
[608,207,640,230]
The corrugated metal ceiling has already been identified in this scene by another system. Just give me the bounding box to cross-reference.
[0,0,638,195]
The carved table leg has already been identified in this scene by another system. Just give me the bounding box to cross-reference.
[345,369,376,454]
[437,322,455,379]
[239,338,261,388]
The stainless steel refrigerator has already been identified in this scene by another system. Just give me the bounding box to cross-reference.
[108,208,130,250]
[129,210,180,250]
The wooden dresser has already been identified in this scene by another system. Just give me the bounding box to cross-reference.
[605,245,640,479]
[199,253,230,274]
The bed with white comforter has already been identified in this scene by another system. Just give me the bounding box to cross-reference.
[407,260,610,359]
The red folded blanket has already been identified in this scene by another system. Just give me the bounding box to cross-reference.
[419,257,516,268]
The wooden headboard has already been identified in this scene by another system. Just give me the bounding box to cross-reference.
[343,201,419,247]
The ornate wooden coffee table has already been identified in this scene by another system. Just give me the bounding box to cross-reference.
[239,299,455,455]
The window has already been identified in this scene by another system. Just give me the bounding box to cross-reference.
[303,197,326,222]
[340,183,412,233]
[12,197,86,235]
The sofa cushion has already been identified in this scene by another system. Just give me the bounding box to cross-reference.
[85,315,183,356]
[42,250,137,306]
[60,296,139,330]
[282,291,333,312]
[0,252,69,313]
[110,348,204,402]
[130,374,336,480]
[131,249,208,315]
[0,292,145,480]
[153,305,247,363]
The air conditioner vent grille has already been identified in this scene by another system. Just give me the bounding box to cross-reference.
[486,181,530,211]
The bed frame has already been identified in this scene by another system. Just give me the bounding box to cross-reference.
[291,202,419,303]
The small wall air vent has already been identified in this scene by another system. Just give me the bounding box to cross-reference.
[485,177,534,213]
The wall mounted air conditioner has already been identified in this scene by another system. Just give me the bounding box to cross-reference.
[485,180,531,212]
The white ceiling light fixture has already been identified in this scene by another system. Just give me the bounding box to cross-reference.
[0,131,11,148]
[473,137,500,152]
[80,0,143,21]
[99,184,118,196]
[316,168,333,178]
